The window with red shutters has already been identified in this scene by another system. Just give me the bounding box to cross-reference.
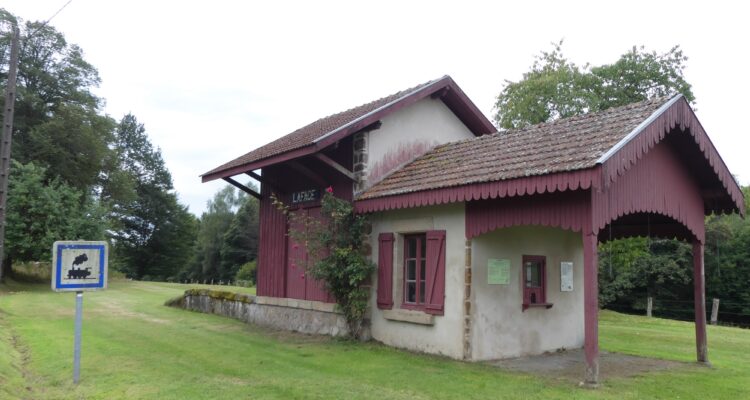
[377,233,395,310]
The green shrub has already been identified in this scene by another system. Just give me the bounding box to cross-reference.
[235,261,257,285]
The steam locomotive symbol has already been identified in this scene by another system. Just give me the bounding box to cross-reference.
[67,253,93,279]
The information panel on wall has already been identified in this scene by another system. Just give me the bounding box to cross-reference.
[488,259,510,285]
[560,261,574,292]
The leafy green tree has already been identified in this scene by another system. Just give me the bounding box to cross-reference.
[495,42,750,323]
[494,41,694,129]
[2,161,106,279]
[107,115,196,280]
[220,193,259,279]
[1,12,115,192]
[186,186,244,281]
[704,186,750,322]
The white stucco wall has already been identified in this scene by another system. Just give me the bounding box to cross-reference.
[368,204,466,359]
[470,226,585,361]
[362,97,474,189]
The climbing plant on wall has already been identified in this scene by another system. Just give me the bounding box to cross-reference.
[273,187,375,339]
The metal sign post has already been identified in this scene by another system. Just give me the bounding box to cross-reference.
[74,291,83,384]
[51,241,108,384]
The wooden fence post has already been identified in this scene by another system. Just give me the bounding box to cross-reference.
[647,297,653,317]
[710,298,720,325]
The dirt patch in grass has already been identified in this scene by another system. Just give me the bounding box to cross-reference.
[488,349,692,385]
[95,300,170,324]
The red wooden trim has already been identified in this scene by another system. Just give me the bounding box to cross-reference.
[355,168,601,214]
[202,145,316,183]
[592,141,706,242]
[314,153,356,181]
[693,240,708,363]
[377,232,395,310]
[424,230,446,315]
[466,190,592,239]
[600,96,744,217]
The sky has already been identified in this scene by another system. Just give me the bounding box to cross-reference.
[5,0,750,215]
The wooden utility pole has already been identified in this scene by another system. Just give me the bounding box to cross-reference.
[0,25,20,282]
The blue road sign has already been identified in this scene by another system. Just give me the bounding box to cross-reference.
[52,241,108,292]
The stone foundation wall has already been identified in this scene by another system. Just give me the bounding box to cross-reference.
[168,290,351,337]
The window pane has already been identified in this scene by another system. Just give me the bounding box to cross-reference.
[407,282,416,303]
[419,281,425,303]
[407,237,417,258]
[420,260,426,281]
[407,260,416,280]
[420,236,426,258]
[525,262,542,287]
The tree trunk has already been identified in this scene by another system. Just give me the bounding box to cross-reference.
[1,256,12,282]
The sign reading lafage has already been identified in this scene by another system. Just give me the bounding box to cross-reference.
[291,189,320,204]
[51,241,108,292]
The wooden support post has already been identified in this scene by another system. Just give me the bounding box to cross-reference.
[314,153,356,181]
[693,240,708,363]
[583,232,599,386]
[710,298,720,325]
[647,297,653,317]
[223,177,262,200]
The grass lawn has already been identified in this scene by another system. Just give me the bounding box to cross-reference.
[1,280,749,399]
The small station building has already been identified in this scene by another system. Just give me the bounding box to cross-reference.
[202,76,744,384]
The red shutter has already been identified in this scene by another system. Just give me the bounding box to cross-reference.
[425,230,446,315]
[377,233,395,310]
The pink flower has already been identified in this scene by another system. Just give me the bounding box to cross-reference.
[325,186,334,194]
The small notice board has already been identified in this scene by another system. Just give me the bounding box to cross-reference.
[488,259,510,285]
[51,241,108,292]
[560,261,574,292]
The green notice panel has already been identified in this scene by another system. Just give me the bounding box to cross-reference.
[488,259,510,285]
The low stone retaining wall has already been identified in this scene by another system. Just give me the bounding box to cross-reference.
[166,289,351,337]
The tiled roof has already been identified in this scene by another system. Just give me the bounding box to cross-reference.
[358,96,673,200]
[202,78,443,178]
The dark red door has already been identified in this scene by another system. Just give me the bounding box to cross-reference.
[286,211,307,300]
[285,207,332,302]
[304,207,332,302]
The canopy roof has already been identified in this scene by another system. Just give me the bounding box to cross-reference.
[358,95,744,217]
[201,76,495,182]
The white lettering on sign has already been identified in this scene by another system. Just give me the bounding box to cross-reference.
[291,189,319,204]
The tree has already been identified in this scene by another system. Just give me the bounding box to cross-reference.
[494,41,694,129]
[107,115,196,280]
[1,12,115,192]
[186,186,244,281]
[220,193,259,280]
[2,161,106,278]
[493,42,749,322]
